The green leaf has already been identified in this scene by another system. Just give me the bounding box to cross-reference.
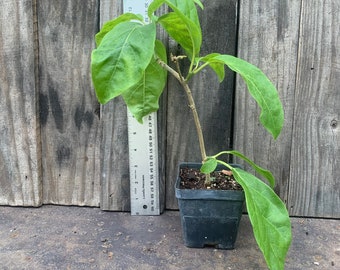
[158,11,201,59]
[149,0,203,22]
[167,0,202,26]
[95,13,144,46]
[200,157,217,174]
[154,39,168,64]
[148,0,166,18]
[192,0,204,10]
[231,167,291,270]
[91,21,156,104]
[226,150,275,188]
[209,55,284,139]
[199,53,225,82]
[148,0,202,58]
[122,40,167,123]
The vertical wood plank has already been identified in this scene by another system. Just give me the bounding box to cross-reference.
[38,0,101,206]
[99,0,167,212]
[166,0,239,209]
[288,0,340,217]
[98,0,130,211]
[153,6,169,214]
[234,0,301,208]
[0,0,42,206]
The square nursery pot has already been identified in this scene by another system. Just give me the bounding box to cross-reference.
[175,162,245,249]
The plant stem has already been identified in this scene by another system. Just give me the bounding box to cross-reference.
[180,80,207,162]
[157,58,208,164]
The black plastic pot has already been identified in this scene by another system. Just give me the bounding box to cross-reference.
[175,162,245,249]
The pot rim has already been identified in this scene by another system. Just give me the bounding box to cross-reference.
[175,162,245,201]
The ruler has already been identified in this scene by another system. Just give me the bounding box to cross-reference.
[124,0,160,215]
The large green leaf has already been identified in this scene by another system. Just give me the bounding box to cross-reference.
[91,21,156,104]
[198,53,225,82]
[148,0,202,58]
[148,0,166,18]
[158,12,200,59]
[167,0,202,26]
[231,167,291,270]
[158,12,201,59]
[226,150,275,188]
[95,13,143,46]
[148,0,203,20]
[122,40,167,123]
[207,54,284,139]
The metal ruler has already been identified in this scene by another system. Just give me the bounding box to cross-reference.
[124,0,160,216]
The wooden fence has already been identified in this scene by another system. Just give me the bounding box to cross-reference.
[0,0,338,218]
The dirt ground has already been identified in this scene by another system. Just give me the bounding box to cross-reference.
[0,205,339,270]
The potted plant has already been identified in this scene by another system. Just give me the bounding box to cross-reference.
[90,1,291,269]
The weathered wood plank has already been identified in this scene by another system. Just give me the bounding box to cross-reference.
[0,0,42,206]
[236,0,339,218]
[234,0,301,210]
[98,0,130,211]
[287,0,340,217]
[38,0,101,206]
[166,0,239,209]
[156,7,169,214]
[99,0,167,212]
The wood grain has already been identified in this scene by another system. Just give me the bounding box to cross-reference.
[99,0,130,211]
[287,0,340,217]
[235,0,301,209]
[0,0,42,206]
[165,0,239,209]
[0,0,338,218]
[236,0,339,218]
[38,0,101,206]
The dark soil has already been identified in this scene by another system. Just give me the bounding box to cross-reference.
[179,167,243,191]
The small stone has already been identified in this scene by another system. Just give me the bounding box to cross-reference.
[108,252,114,259]
[221,170,232,176]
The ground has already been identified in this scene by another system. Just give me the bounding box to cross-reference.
[0,205,339,270]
